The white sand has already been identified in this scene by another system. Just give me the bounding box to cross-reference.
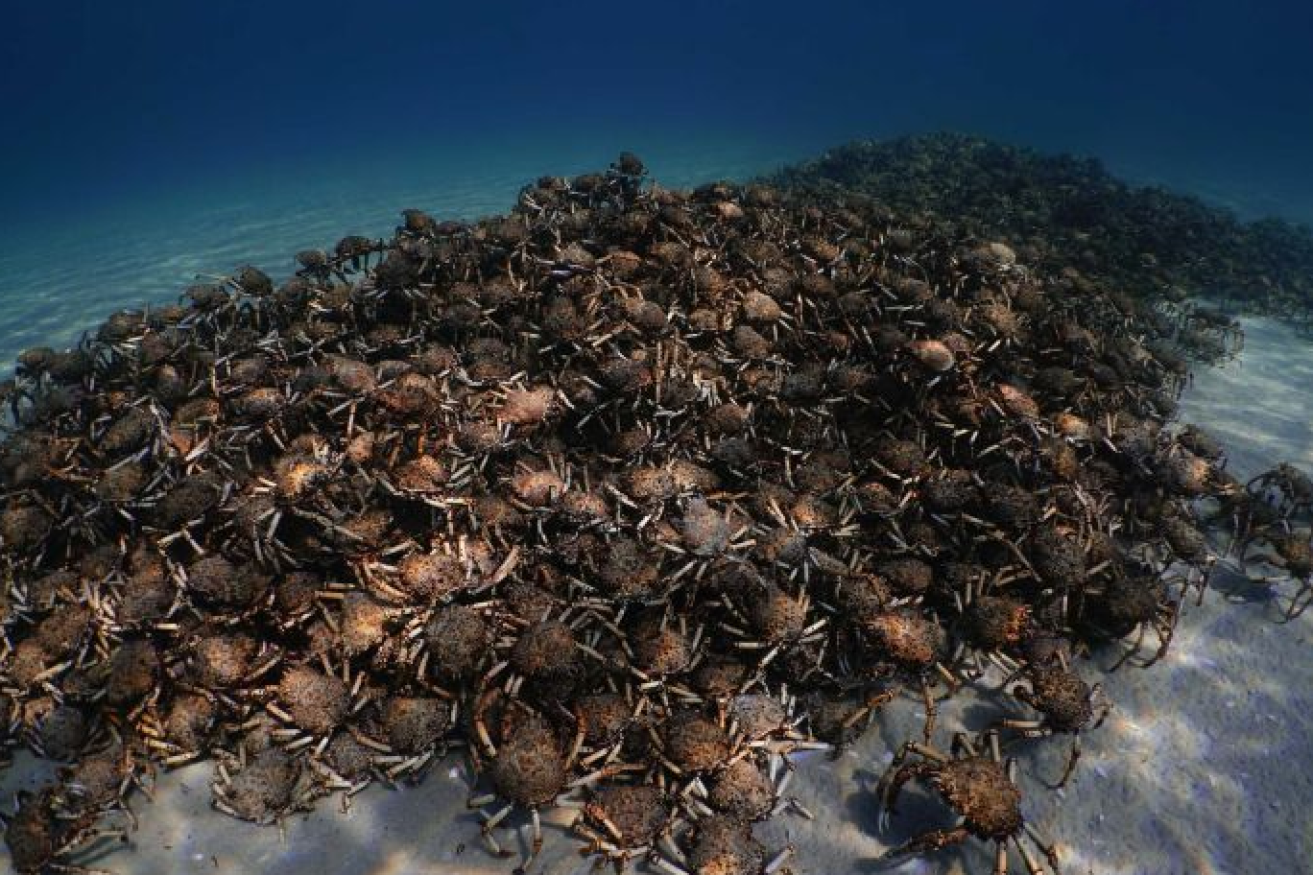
[3,315,1311,875]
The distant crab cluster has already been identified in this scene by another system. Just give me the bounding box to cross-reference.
[0,152,1281,874]
[769,133,1313,344]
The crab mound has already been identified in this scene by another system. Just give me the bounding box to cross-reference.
[0,151,1256,872]
[768,132,1313,355]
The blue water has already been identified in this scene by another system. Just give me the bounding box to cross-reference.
[4,1,1313,373]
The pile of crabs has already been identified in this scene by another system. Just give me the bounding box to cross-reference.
[0,153,1308,875]
[768,132,1313,338]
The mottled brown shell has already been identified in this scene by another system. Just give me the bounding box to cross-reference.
[36,705,89,761]
[424,604,491,681]
[678,499,730,556]
[741,291,783,323]
[595,536,660,599]
[217,748,301,824]
[1098,574,1168,631]
[632,623,693,677]
[1029,526,1086,587]
[623,466,678,502]
[323,732,375,780]
[874,437,928,479]
[663,712,730,773]
[864,610,942,668]
[691,655,750,699]
[381,696,451,755]
[489,715,566,806]
[395,455,449,493]
[105,639,159,705]
[997,384,1039,419]
[4,790,59,872]
[165,694,217,751]
[95,462,147,502]
[100,406,155,456]
[186,556,268,611]
[0,504,52,553]
[274,454,330,502]
[964,596,1032,650]
[877,557,935,596]
[1025,665,1095,732]
[194,633,258,688]
[396,551,467,602]
[708,757,775,821]
[1161,517,1207,561]
[687,816,766,875]
[745,584,806,644]
[909,338,955,372]
[705,402,750,436]
[922,468,977,511]
[277,665,349,736]
[339,592,388,655]
[499,386,558,426]
[510,469,565,506]
[729,694,787,740]
[933,756,1023,840]
[512,620,576,677]
[564,690,627,741]
[586,784,669,845]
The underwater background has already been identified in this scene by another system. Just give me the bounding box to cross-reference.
[3,3,1313,875]
[4,0,1313,369]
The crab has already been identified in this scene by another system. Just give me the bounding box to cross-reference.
[0,148,1283,875]
[1241,525,1313,620]
[29,703,95,762]
[265,661,359,750]
[627,611,702,696]
[497,614,591,705]
[655,708,735,779]
[952,592,1035,680]
[2,786,129,875]
[211,747,321,825]
[466,706,573,867]
[654,814,793,875]
[421,602,494,685]
[714,571,827,673]
[145,691,221,768]
[1082,568,1179,670]
[366,695,453,781]
[57,740,144,825]
[1157,514,1216,604]
[574,782,675,872]
[876,730,1060,874]
[995,660,1109,788]
[692,750,811,824]
[1247,463,1313,522]
[853,607,954,740]
[1174,425,1226,469]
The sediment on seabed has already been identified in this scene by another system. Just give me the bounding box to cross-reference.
[0,151,1307,874]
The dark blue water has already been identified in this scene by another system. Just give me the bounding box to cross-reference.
[2,0,1312,365]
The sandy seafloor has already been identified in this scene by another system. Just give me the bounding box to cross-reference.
[0,313,1308,875]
